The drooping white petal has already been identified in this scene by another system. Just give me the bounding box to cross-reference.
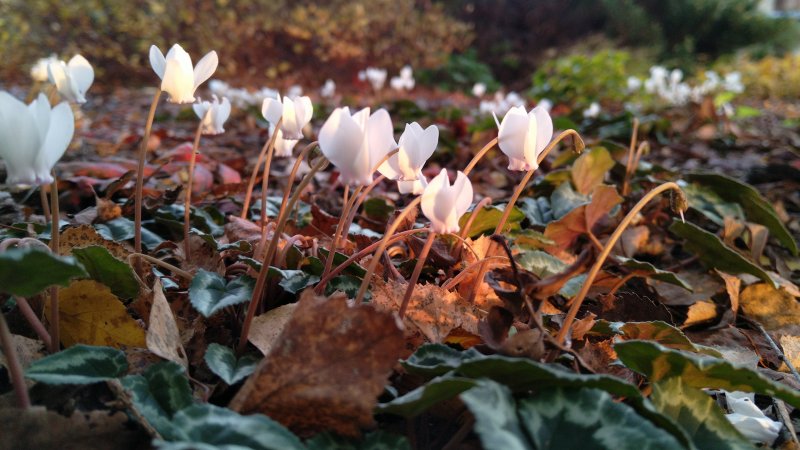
[295,96,313,127]
[215,97,231,130]
[522,112,538,170]
[532,105,553,154]
[67,54,94,94]
[421,169,473,234]
[452,171,474,219]
[193,51,219,91]
[261,97,283,124]
[161,48,196,103]
[35,101,74,183]
[27,94,51,143]
[281,97,301,138]
[409,123,438,169]
[0,92,41,185]
[497,106,530,170]
[193,102,210,121]
[47,62,75,102]
[149,45,167,79]
[365,108,396,170]
[319,108,366,184]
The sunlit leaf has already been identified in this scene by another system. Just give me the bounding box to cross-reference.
[26,345,126,384]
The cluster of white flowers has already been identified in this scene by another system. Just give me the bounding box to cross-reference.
[390,66,415,91]
[320,79,336,98]
[358,67,388,91]
[478,91,526,116]
[358,66,416,92]
[629,66,744,106]
[208,79,279,109]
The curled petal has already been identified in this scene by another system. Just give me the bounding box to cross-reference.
[36,101,74,180]
[532,105,553,154]
[149,45,167,79]
[193,50,219,91]
[261,97,283,124]
[68,54,94,94]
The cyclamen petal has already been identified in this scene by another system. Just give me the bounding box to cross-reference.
[497,105,553,172]
[421,169,473,234]
[153,44,218,104]
[194,96,231,135]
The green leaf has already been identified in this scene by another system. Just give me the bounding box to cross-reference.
[204,343,259,385]
[0,248,88,297]
[682,183,745,226]
[550,181,590,219]
[615,340,800,409]
[314,250,367,277]
[121,362,193,439]
[401,343,485,376]
[517,250,567,277]
[618,257,693,291]
[517,197,553,226]
[460,380,528,450]
[515,386,685,450]
[652,377,753,450]
[306,431,411,450]
[571,147,615,195]
[72,245,139,299]
[155,403,304,450]
[617,321,722,357]
[363,197,395,222]
[688,173,797,255]
[458,204,525,237]
[189,270,254,317]
[95,217,164,249]
[377,375,478,417]
[669,220,775,287]
[192,229,252,253]
[25,344,126,384]
[274,268,319,294]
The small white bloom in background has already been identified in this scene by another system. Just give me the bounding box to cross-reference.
[318,107,396,186]
[149,43,218,104]
[30,54,59,82]
[583,102,601,119]
[421,169,473,234]
[270,124,299,158]
[472,82,487,97]
[495,105,553,172]
[724,391,781,445]
[670,69,683,85]
[390,65,415,91]
[287,85,303,98]
[359,67,387,91]
[537,98,553,113]
[627,76,642,92]
[724,72,744,94]
[47,55,94,104]
[193,95,231,135]
[379,122,438,195]
[479,91,526,116]
[0,92,74,186]
[261,95,313,140]
[320,79,336,98]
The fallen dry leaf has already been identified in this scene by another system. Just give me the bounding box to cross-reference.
[545,184,622,252]
[146,278,188,368]
[779,335,800,374]
[46,280,146,348]
[715,270,741,317]
[372,279,483,343]
[0,334,45,371]
[60,225,131,260]
[248,303,297,356]
[230,290,403,437]
[683,301,718,328]
[740,283,800,333]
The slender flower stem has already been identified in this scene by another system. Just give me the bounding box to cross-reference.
[128,253,194,280]
[466,129,585,304]
[257,121,285,241]
[441,256,510,291]
[454,197,492,260]
[238,156,330,354]
[340,174,385,244]
[354,196,422,304]
[398,232,436,318]
[0,310,30,409]
[555,182,684,345]
[622,118,639,197]
[134,90,162,256]
[14,296,51,349]
[183,120,205,264]
[48,175,60,353]
[241,118,283,219]
[316,227,431,288]
[463,137,498,176]
[39,187,50,223]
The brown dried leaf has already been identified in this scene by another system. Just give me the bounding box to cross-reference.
[779,335,800,374]
[683,301,718,328]
[715,270,741,317]
[740,283,800,333]
[224,215,265,248]
[230,290,403,437]
[544,185,622,251]
[248,303,297,356]
[0,334,45,371]
[146,278,188,368]
[60,225,131,260]
[372,279,483,343]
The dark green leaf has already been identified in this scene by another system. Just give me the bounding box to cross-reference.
[363,197,395,222]
[617,321,722,357]
[550,181,590,219]
[275,268,319,294]
[72,245,139,299]
[688,172,797,255]
[517,197,553,226]
[652,377,752,450]
[155,403,304,450]
[669,220,775,287]
[682,183,745,226]
[460,380,528,449]
[306,431,411,450]
[204,343,259,385]
[0,248,87,297]
[457,204,525,236]
[517,250,567,278]
[121,362,193,439]
[189,270,254,317]
[25,344,126,384]
[516,386,684,449]
[377,375,478,417]
[618,257,693,291]
[95,217,164,249]
[314,250,366,277]
[401,343,485,376]
[615,340,800,409]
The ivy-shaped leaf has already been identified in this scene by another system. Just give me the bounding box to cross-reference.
[204,343,259,385]
[189,270,254,317]
[25,345,126,384]
[72,245,139,299]
[0,248,87,297]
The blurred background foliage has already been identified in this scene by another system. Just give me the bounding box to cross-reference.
[0,0,798,94]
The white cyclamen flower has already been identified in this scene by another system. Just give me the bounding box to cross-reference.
[472,82,487,97]
[494,105,554,172]
[269,124,299,158]
[193,95,231,135]
[320,79,336,98]
[725,392,781,445]
[390,65,415,91]
[319,107,396,186]
[262,95,313,140]
[583,102,601,119]
[47,55,94,104]
[361,67,387,91]
[149,44,218,104]
[379,122,438,195]
[30,54,59,82]
[0,92,74,186]
[421,169,473,234]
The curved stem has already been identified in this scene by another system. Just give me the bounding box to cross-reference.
[463,137,498,176]
[354,196,423,304]
[317,227,431,288]
[555,182,684,345]
[48,175,60,353]
[466,129,585,304]
[0,310,30,409]
[238,156,330,354]
[14,296,51,349]
[257,118,285,236]
[241,117,283,219]
[183,121,205,264]
[39,187,50,223]
[399,232,436,318]
[459,197,493,241]
[135,90,162,255]
[277,235,305,268]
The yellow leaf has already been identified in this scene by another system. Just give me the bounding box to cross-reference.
[47,280,146,348]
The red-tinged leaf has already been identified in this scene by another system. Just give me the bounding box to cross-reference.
[544,184,622,251]
[217,163,242,184]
